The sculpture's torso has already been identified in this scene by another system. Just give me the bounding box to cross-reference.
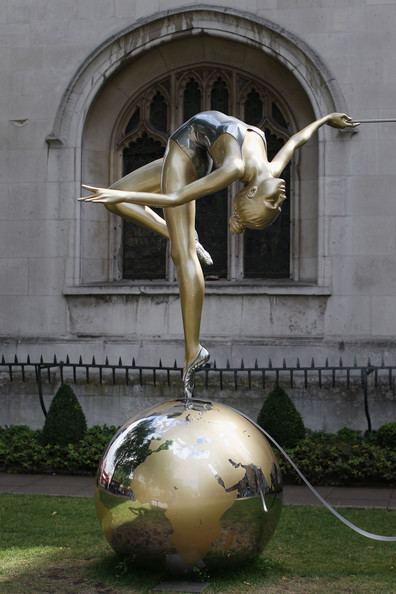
[171,111,267,178]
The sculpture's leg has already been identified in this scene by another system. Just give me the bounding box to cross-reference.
[104,159,213,268]
[162,141,208,397]
[106,159,169,239]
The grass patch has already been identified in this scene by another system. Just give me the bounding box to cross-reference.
[0,494,395,593]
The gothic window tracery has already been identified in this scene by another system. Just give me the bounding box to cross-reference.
[115,66,293,281]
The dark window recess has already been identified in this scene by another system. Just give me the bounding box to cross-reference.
[272,102,289,129]
[149,92,167,133]
[210,78,229,113]
[244,89,262,126]
[244,130,291,279]
[122,134,167,280]
[183,79,201,120]
[125,108,140,134]
[195,189,228,280]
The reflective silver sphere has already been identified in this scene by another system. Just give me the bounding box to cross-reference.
[96,399,282,573]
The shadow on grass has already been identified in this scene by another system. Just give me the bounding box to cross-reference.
[2,495,395,593]
[1,549,285,594]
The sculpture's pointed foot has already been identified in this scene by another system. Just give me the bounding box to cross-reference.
[183,345,210,401]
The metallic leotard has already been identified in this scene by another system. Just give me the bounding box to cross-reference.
[170,111,267,178]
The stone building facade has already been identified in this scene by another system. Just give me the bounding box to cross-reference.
[1,1,396,427]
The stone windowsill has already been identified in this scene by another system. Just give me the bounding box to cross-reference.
[64,282,331,297]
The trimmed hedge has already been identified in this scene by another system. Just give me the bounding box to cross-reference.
[257,385,306,448]
[0,423,395,486]
[42,384,87,446]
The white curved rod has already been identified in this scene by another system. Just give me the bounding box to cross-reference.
[238,410,396,542]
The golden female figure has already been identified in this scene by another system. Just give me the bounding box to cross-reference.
[80,110,358,398]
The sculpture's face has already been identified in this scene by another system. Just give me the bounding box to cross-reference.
[230,177,286,233]
[256,177,287,210]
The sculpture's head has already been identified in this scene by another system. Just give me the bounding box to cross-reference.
[229,177,286,234]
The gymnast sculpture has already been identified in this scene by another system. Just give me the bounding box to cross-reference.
[80,110,358,399]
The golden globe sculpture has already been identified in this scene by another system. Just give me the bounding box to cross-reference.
[96,399,282,573]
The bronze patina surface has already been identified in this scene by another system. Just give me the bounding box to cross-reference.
[80,111,358,399]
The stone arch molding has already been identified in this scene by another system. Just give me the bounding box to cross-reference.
[47,5,347,148]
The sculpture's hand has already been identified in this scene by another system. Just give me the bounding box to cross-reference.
[79,184,127,204]
[326,113,360,129]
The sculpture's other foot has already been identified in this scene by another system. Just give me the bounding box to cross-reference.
[195,231,213,266]
[183,345,210,401]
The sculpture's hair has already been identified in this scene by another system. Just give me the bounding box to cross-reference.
[229,209,246,234]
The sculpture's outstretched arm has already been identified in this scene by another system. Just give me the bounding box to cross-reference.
[270,113,359,177]
[80,138,244,207]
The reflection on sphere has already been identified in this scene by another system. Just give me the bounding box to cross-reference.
[96,399,282,573]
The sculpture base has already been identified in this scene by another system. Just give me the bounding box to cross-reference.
[96,398,282,574]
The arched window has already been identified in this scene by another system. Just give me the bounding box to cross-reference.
[114,66,293,282]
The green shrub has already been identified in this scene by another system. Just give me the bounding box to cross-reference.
[336,427,363,444]
[257,385,306,449]
[0,424,117,475]
[0,422,395,485]
[375,422,396,449]
[41,384,87,447]
[280,434,396,486]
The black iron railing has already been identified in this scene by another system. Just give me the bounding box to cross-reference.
[1,354,395,430]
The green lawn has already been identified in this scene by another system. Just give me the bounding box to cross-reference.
[0,494,395,593]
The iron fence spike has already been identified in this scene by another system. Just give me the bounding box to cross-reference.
[226,359,230,369]
[40,355,43,364]
[241,359,244,369]
[296,358,300,369]
[92,356,96,365]
[53,354,57,364]
[254,359,258,369]
[105,356,109,365]
[353,356,358,367]
[118,357,122,366]
[173,359,177,368]
[214,360,217,369]
[381,354,385,367]
[268,358,272,369]
[159,359,162,368]
[325,358,329,368]
[1,355,5,364]
[283,358,286,368]
[79,355,83,365]
[66,354,70,364]
[14,354,18,364]
[311,358,315,368]
[368,356,372,366]
[132,357,136,367]
[27,355,31,364]
[339,357,343,367]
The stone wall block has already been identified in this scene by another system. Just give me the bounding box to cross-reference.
[324,295,371,336]
[0,258,28,295]
[28,257,66,296]
[0,295,67,335]
[329,215,396,256]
